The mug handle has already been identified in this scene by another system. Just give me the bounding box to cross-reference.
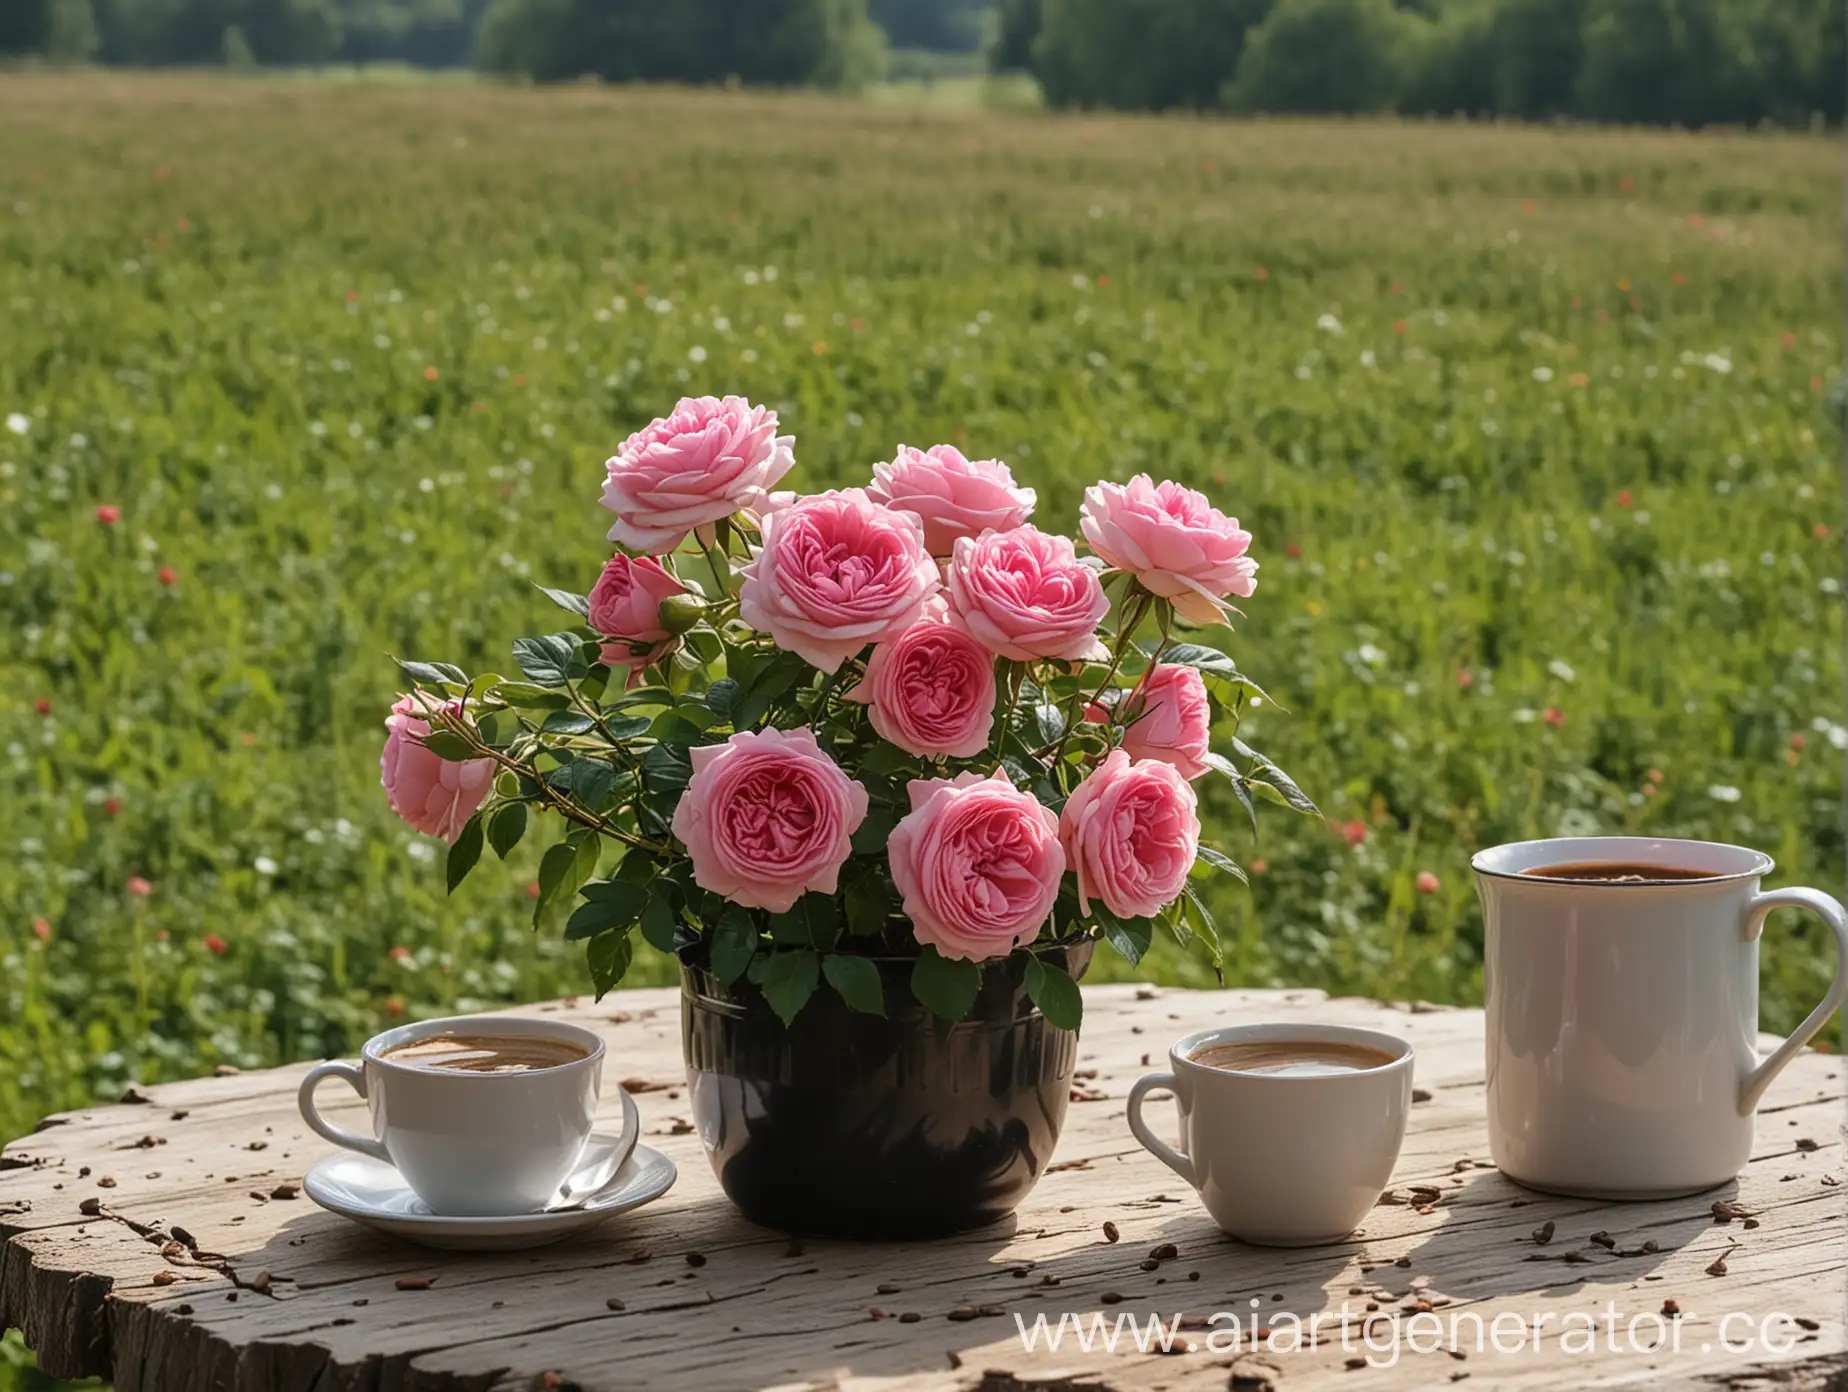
[1738,887,1848,1115]
[298,1060,392,1162]
[1126,1072,1196,1186]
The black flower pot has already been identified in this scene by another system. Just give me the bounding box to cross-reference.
[680,941,1093,1239]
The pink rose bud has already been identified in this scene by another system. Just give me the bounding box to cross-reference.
[379,693,494,843]
[1115,664,1212,780]
[866,444,1036,557]
[1060,750,1201,920]
[671,726,868,913]
[1080,475,1256,625]
[587,554,688,685]
[601,395,795,553]
[847,617,996,759]
[94,504,121,525]
[1416,871,1441,895]
[739,489,940,673]
[945,525,1109,663]
[888,772,1064,962]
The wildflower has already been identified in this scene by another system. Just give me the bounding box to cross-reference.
[1393,320,1406,336]
[1616,490,1633,508]
[1316,314,1342,335]
[526,881,541,898]
[4,412,27,435]
[1646,767,1664,783]
[1095,275,1109,288]
[34,697,51,715]
[1285,542,1302,559]
[1416,871,1441,895]
[384,996,405,1017]
[95,504,121,525]
[1789,733,1807,751]
[423,365,439,381]
[1253,267,1268,281]
[1249,857,1268,874]
[1455,668,1472,690]
[390,945,412,964]
[1782,332,1798,348]
[203,933,228,956]
[1814,524,1830,540]
[1389,282,1402,294]
[155,164,170,181]
[31,917,50,942]
[1342,820,1367,847]
[1542,708,1565,728]
[1569,373,1589,388]
[1520,200,1535,214]
[1619,176,1634,192]
[127,876,153,896]
[1708,785,1741,803]
[1671,272,1685,286]
[104,797,121,818]
[158,565,177,586]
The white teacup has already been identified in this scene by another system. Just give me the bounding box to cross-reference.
[298,1015,605,1217]
[1127,1023,1413,1246]
[1475,836,1848,1199]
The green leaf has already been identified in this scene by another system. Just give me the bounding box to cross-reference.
[911,948,981,1023]
[639,894,679,953]
[1195,844,1249,884]
[536,585,591,620]
[732,653,807,728]
[397,658,468,687]
[563,880,648,940]
[768,893,840,951]
[445,816,483,894]
[844,866,895,936]
[539,710,596,736]
[1233,739,1320,817]
[601,713,654,741]
[1183,884,1224,974]
[486,802,527,859]
[709,905,758,985]
[606,686,675,711]
[512,633,580,687]
[577,663,610,705]
[650,710,709,745]
[534,836,600,929]
[1023,956,1083,1031]
[850,810,899,856]
[642,742,693,794]
[417,730,478,761]
[1095,907,1154,965]
[858,741,913,776]
[563,757,616,812]
[489,681,572,712]
[822,954,886,1016]
[586,929,634,999]
[702,677,741,720]
[760,949,821,1025]
[1032,700,1066,745]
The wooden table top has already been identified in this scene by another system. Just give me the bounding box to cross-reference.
[2,986,1842,1392]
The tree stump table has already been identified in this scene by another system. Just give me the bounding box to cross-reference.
[3,986,1842,1391]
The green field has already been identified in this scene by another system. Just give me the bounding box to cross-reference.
[2,74,1842,1170]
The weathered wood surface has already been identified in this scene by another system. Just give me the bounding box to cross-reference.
[2,986,1842,1392]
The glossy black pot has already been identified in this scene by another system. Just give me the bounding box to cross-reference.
[680,941,1092,1239]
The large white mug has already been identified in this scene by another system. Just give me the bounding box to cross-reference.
[298,1014,605,1216]
[1474,836,1848,1199]
[1126,1023,1413,1246]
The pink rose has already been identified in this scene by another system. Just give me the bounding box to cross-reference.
[847,617,996,759]
[888,772,1064,962]
[946,525,1110,663]
[588,553,687,687]
[601,395,795,553]
[380,693,494,843]
[1060,750,1200,919]
[1104,663,1212,779]
[866,444,1036,557]
[738,489,940,673]
[1080,475,1257,625]
[671,726,868,913]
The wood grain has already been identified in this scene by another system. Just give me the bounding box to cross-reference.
[3,986,1842,1391]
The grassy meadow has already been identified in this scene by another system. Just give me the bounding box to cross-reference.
[1,75,1842,1162]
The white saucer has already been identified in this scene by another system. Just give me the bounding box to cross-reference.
[304,1138,678,1251]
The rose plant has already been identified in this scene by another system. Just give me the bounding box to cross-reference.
[380,396,1315,1030]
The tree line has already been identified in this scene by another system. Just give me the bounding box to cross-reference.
[994,0,1843,128]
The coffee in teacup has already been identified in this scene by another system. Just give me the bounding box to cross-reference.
[1518,860,1722,884]
[1188,1038,1396,1077]
[382,1032,589,1075]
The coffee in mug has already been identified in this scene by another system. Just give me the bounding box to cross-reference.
[1475,836,1848,1199]
[1127,1023,1413,1246]
[382,1033,590,1075]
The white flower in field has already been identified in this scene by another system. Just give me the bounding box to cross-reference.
[304,827,325,845]
[1070,274,1088,289]
[712,316,730,333]
[742,348,758,364]
[1707,785,1741,803]
[688,346,707,363]
[1357,643,1385,666]
[254,856,278,875]
[309,422,327,438]
[1547,660,1576,682]
[1703,353,1732,374]
[1532,366,1554,382]
[1360,350,1376,368]
[1830,725,1848,750]
[406,840,436,862]
[783,313,803,329]
[594,308,612,323]
[743,269,760,285]
[1822,577,1842,596]
[1316,314,1343,334]
[374,334,390,349]
[1294,365,1312,380]
[5,413,27,436]
[1512,708,1537,723]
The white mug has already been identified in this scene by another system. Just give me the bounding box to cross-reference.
[1474,836,1848,1199]
[298,1014,605,1216]
[1126,1023,1413,1246]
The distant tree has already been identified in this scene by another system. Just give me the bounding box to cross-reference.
[0,0,53,54]
[46,0,100,59]
[1484,0,1587,118]
[869,0,984,51]
[477,0,886,89]
[1575,0,1757,126]
[1033,0,1271,109]
[1401,4,1498,117]
[987,0,1036,70]
[1224,0,1415,113]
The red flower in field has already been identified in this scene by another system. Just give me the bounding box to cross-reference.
[1789,733,1808,751]
[95,505,121,525]
[1812,377,1824,391]
[1389,282,1403,294]
[1393,320,1406,336]
[850,318,864,331]
[1670,272,1685,286]
[390,945,412,964]
[1285,542,1302,559]
[1629,297,1642,311]
[176,218,192,232]
[155,164,171,181]
[1616,490,1633,508]
[345,290,359,304]
[203,933,228,956]
[624,171,638,183]
[384,996,405,1017]
[1646,767,1663,784]
[1249,857,1268,874]
[499,484,514,498]
[632,284,646,296]
[1542,707,1565,728]
[1687,213,1703,227]
[1568,373,1589,388]
[1571,297,1582,309]
[1095,275,1110,287]
[1619,175,1635,192]
[158,565,177,587]
[1416,871,1441,895]
[156,928,168,941]
[1520,200,1535,215]
[1455,668,1472,690]
[526,881,541,898]
[34,697,52,715]
[31,917,50,942]
[1782,332,1798,348]
[104,797,121,818]
[423,365,439,381]
[1200,158,1214,173]
[513,373,527,387]
[127,876,153,897]
[1642,783,1656,798]
[1253,267,1269,281]
[1812,523,1832,539]
[1342,820,1367,847]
